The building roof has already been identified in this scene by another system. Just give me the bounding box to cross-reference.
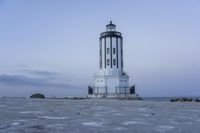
[106,21,116,28]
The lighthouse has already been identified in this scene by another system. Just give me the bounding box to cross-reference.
[88,21,138,98]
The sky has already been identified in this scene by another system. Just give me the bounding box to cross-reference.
[0,0,200,97]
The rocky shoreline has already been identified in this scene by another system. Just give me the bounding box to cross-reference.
[170,97,200,102]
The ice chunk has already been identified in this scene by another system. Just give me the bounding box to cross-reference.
[82,122,105,127]
[38,116,69,120]
[12,122,21,126]
[155,125,174,132]
[19,111,43,114]
[122,121,147,125]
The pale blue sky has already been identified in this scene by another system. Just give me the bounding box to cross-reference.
[0,0,200,97]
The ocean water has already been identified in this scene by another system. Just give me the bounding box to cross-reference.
[143,97,172,101]
[0,98,200,133]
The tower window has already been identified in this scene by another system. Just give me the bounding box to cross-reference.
[113,48,116,54]
[107,59,110,65]
[107,48,109,54]
[113,59,116,65]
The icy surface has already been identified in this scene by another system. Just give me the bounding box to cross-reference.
[0,98,200,133]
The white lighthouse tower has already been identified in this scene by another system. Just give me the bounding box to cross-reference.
[88,21,138,98]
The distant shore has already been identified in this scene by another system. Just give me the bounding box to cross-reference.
[1,96,200,102]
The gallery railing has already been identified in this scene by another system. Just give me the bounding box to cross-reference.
[88,85,135,94]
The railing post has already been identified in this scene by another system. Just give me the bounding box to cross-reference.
[106,86,108,97]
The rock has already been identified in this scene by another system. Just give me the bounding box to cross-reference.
[30,93,45,99]
[170,98,200,102]
[194,98,200,102]
[65,96,86,100]
[170,98,179,102]
[120,96,143,100]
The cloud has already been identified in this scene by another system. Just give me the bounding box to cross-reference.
[0,74,43,86]
[16,69,60,78]
[0,74,71,88]
[28,70,59,77]
[0,73,86,97]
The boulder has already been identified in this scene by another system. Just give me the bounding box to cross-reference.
[30,93,45,99]
[170,98,200,102]
[194,98,200,102]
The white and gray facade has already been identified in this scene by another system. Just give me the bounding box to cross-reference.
[88,21,137,98]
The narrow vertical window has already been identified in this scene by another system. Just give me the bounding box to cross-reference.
[116,38,119,68]
[104,38,106,68]
[113,48,116,54]
[107,48,109,54]
[100,39,102,69]
[113,59,116,65]
[107,59,110,65]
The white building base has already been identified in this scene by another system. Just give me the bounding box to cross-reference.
[87,93,142,100]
